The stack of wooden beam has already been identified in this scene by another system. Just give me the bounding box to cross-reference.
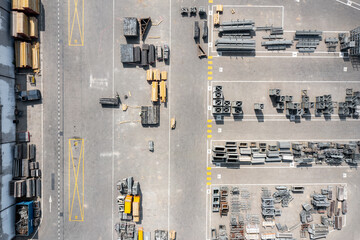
[12,0,40,15]
[11,11,29,38]
[31,42,39,70]
[15,41,32,68]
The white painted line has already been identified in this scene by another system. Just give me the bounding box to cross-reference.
[211,118,360,122]
[219,67,223,72]
[343,173,347,178]
[211,139,360,142]
[343,67,348,72]
[211,183,347,186]
[218,128,222,133]
[168,0,172,234]
[211,80,360,83]
[112,0,115,239]
[336,0,360,10]
[217,174,221,179]
[210,165,349,169]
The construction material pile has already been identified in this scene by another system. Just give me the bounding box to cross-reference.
[12,0,40,71]
[338,88,360,117]
[211,140,360,167]
[10,143,41,199]
[212,85,243,116]
[269,88,360,120]
[146,69,167,103]
[294,30,322,53]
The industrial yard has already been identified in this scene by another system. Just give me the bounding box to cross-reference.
[0,0,360,240]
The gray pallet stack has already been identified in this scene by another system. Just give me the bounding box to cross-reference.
[123,17,138,37]
[148,44,155,64]
[120,44,134,63]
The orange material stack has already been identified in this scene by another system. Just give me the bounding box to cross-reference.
[29,17,38,39]
[12,0,40,70]
[11,12,29,38]
[31,43,39,70]
[15,41,32,68]
[12,0,40,15]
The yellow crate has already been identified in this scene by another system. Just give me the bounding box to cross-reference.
[216,4,223,13]
[146,69,153,81]
[151,81,158,102]
[154,69,161,81]
[160,71,167,81]
[214,12,220,26]
[160,81,166,103]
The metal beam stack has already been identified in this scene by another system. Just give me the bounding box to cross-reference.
[261,39,293,51]
[216,19,256,53]
[294,30,322,53]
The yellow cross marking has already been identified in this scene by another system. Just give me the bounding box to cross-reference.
[207,129,212,133]
[208,61,213,64]
[208,56,213,59]
[68,0,84,46]
[207,135,212,138]
[69,138,85,221]
[207,172,212,175]
[208,76,213,80]
[208,71,213,75]
[208,66,213,70]
[207,120,212,123]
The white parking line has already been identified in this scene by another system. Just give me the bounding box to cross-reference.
[168,0,172,233]
[210,182,347,186]
[211,138,360,142]
[336,0,360,10]
[211,80,360,83]
[112,0,115,239]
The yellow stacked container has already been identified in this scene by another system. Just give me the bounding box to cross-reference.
[32,42,39,70]
[29,16,38,38]
[160,81,166,103]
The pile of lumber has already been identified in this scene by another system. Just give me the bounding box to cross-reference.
[12,0,41,70]
[12,0,40,15]
[15,41,32,68]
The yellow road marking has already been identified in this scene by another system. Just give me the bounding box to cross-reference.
[208,71,213,75]
[207,124,212,128]
[69,138,84,222]
[208,61,213,64]
[207,167,212,170]
[207,172,212,175]
[207,129,212,133]
[208,56,213,59]
[208,76,213,80]
[207,177,211,180]
[207,119,212,123]
[207,182,212,185]
[208,66,213,70]
[207,135,212,138]
[68,0,84,46]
